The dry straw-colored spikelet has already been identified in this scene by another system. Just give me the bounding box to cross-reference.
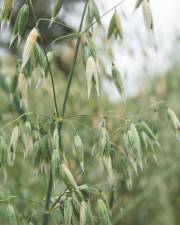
[102,156,114,185]
[142,0,154,31]
[167,108,180,140]
[22,27,39,68]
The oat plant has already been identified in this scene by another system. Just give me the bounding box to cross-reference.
[0,0,179,225]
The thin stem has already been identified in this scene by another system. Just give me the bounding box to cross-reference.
[1,112,33,128]
[1,112,50,129]
[60,1,89,118]
[28,0,59,117]
[64,113,127,121]
[45,0,89,223]
[36,18,74,31]
[0,195,43,206]
[84,0,127,32]
[27,2,60,225]
[28,0,128,224]
[49,148,100,211]
[40,37,59,117]
[52,32,81,47]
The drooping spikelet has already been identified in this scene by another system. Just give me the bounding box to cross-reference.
[1,0,14,29]
[22,27,38,68]
[18,72,28,108]
[85,56,99,98]
[142,0,154,31]
[9,125,19,166]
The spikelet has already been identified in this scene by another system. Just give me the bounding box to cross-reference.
[167,108,180,140]
[7,204,17,225]
[97,199,111,225]
[22,121,33,158]
[86,0,101,26]
[80,201,87,225]
[86,203,94,225]
[102,156,114,185]
[61,163,82,197]
[64,199,73,225]
[85,56,99,98]
[98,119,110,156]
[115,13,123,39]
[18,72,28,108]
[128,123,143,170]
[74,135,84,172]
[1,0,14,29]
[50,0,63,27]
[9,125,19,166]
[51,148,60,179]
[0,136,8,167]
[107,12,123,39]
[142,0,153,31]
[112,63,125,102]
[22,28,39,68]
[18,4,29,45]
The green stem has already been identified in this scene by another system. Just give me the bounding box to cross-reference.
[43,1,89,224]
[52,32,81,47]
[27,2,60,225]
[84,0,126,32]
[60,1,89,118]
[28,0,59,116]
[37,18,73,30]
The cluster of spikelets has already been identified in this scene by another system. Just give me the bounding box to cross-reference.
[82,0,154,100]
[6,192,112,225]
[0,0,154,105]
[2,119,114,225]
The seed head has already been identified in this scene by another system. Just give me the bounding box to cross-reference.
[22,28,39,68]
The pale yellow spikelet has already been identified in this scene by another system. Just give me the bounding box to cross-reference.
[85,56,99,98]
[102,156,114,185]
[142,0,153,31]
[23,135,33,158]
[18,72,28,108]
[22,28,38,68]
